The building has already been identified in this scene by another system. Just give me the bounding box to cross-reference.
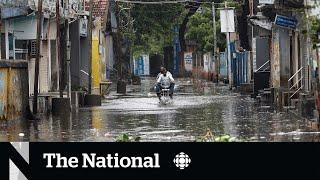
[246,0,317,117]
[0,1,111,110]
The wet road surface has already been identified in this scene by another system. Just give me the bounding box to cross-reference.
[1,78,320,142]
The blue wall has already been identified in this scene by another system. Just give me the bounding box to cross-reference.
[219,52,227,78]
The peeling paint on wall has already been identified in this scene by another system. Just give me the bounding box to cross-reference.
[271,27,280,88]
[0,60,29,121]
[0,70,8,118]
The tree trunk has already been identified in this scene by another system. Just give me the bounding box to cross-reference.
[237,0,250,50]
[178,2,200,52]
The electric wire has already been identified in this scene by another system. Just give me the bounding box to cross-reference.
[115,0,229,5]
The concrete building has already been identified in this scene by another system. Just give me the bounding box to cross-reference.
[0,0,93,93]
[0,0,109,112]
[246,0,317,117]
[69,17,90,91]
[0,60,29,120]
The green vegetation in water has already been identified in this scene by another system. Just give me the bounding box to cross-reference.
[197,129,242,142]
[115,134,141,142]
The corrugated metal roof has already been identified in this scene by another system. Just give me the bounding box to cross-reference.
[0,0,29,19]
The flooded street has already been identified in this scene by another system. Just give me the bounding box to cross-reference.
[1,78,320,142]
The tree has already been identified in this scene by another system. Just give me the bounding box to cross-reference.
[186,6,226,53]
[123,0,241,56]
[179,1,201,52]
[129,3,184,56]
[185,0,242,53]
[310,16,320,48]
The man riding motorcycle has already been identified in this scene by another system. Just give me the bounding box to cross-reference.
[155,68,175,100]
[157,66,172,80]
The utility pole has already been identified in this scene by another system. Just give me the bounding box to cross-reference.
[128,6,134,77]
[196,53,198,80]
[65,0,71,99]
[305,0,312,92]
[225,1,232,90]
[82,0,101,106]
[115,2,126,94]
[212,2,218,82]
[57,0,63,97]
[32,0,43,114]
[0,19,1,58]
[88,0,93,94]
[250,0,254,84]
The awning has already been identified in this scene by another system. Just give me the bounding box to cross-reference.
[250,19,272,30]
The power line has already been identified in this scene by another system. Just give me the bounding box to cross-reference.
[115,0,191,4]
[115,0,228,5]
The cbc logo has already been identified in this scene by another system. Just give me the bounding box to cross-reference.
[173,152,191,169]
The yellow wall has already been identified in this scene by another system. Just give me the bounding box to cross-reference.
[92,37,101,93]
[91,18,102,94]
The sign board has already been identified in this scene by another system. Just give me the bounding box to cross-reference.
[259,0,274,4]
[220,9,235,33]
[274,15,298,29]
[184,52,193,71]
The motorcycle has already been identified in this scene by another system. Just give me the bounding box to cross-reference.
[158,83,172,105]
[160,87,171,105]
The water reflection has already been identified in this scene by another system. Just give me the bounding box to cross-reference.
[157,113,176,127]
[0,79,319,142]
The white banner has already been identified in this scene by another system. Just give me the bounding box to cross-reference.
[220,9,235,33]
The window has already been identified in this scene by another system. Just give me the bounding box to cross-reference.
[15,40,29,60]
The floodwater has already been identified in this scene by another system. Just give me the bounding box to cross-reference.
[1,78,320,142]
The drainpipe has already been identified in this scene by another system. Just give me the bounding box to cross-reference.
[88,0,93,94]
[5,20,9,59]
